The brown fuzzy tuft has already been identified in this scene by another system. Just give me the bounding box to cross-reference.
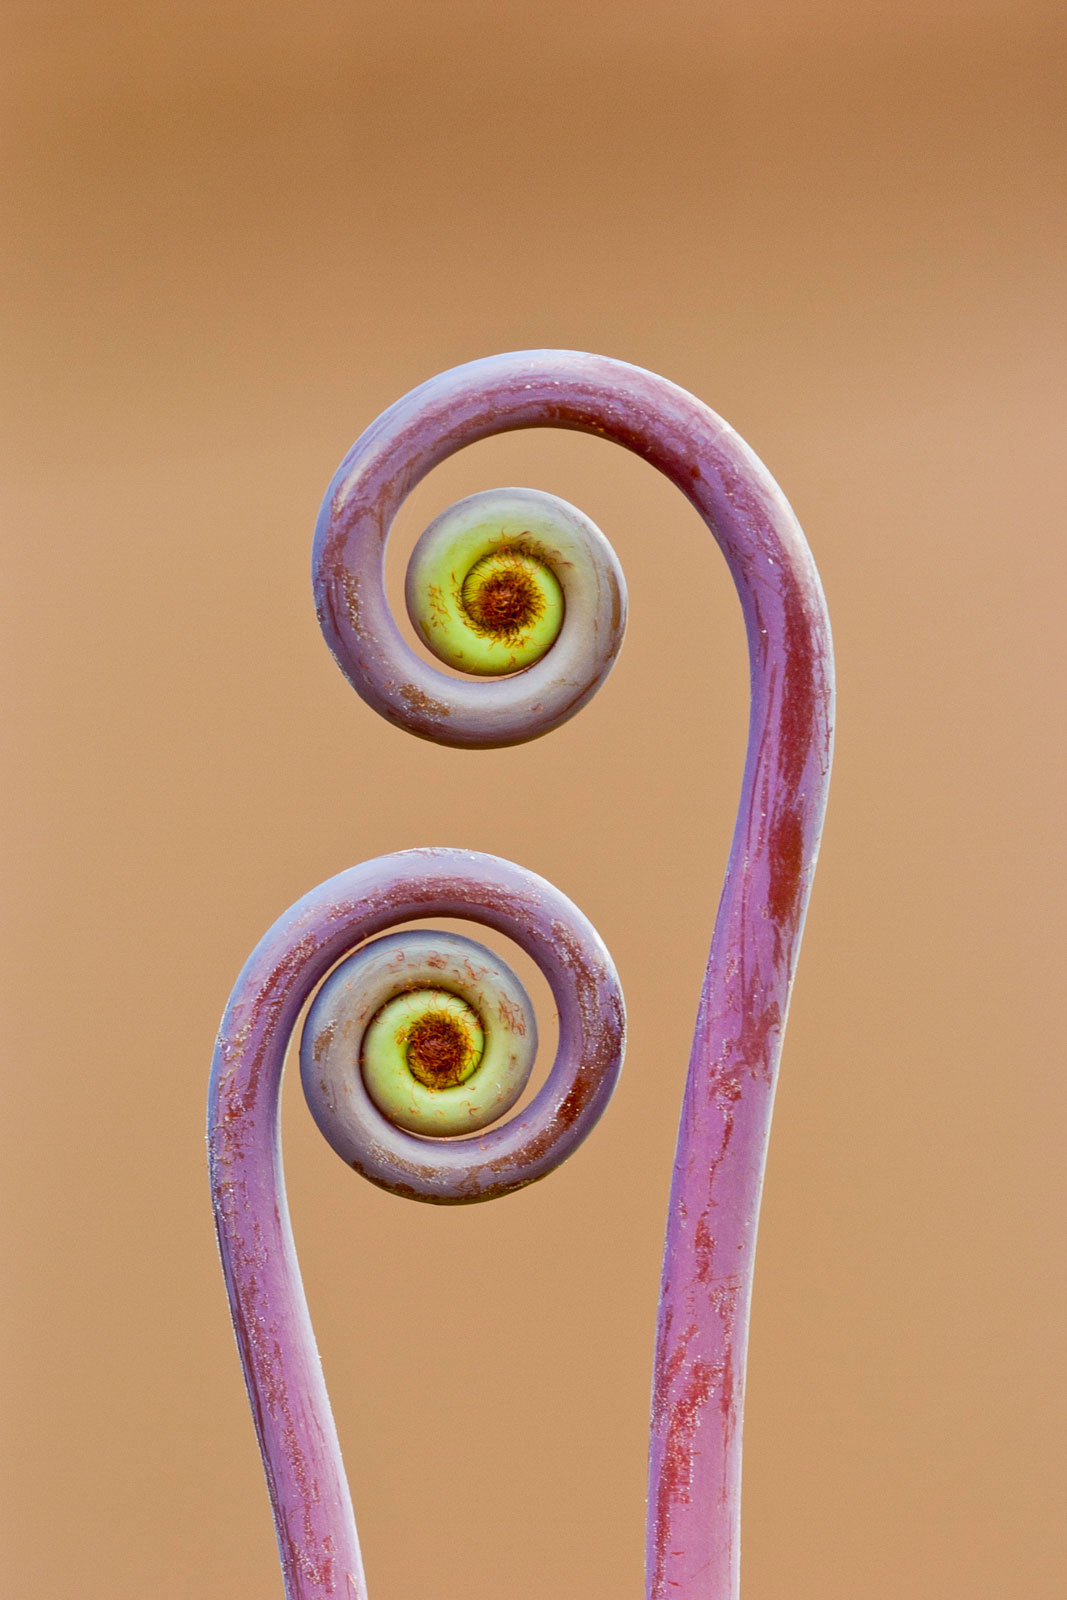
[463,557,544,638]
[406,1013,474,1089]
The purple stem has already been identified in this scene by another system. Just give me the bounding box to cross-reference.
[209,351,834,1600]
[208,848,625,1596]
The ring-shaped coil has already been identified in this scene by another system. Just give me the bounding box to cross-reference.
[315,448,627,749]
[404,487,620,680]
[214,847,626,1203]
[302,929,538,1139]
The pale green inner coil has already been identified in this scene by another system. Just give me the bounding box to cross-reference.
[411,524,564,676]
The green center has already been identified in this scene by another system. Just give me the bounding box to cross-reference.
[363,988,485,1093]
[408,524,565,676]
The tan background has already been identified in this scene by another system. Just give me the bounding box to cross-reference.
[3,4,1065,1597]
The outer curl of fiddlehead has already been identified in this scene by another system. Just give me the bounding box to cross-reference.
[308,928,539,1140]
[211,350,834,1600]
[314,428,627,748]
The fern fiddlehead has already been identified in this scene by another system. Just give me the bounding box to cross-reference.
[208,349,834,1600]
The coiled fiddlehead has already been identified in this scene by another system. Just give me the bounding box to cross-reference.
[207,350,834,1600]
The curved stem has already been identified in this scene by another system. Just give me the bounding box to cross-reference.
[215,351,834,1600]
[208,847,624,1598]
[316,350,834,1594]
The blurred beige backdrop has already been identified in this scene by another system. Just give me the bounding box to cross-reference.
[3,4,1065,1598]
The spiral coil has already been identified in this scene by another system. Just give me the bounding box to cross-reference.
[297,854,625,1201]
[209,349,834,1600]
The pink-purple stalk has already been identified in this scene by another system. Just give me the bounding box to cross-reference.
[208,350,834,1600]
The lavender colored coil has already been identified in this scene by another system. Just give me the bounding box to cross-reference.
[208,349,834,1600]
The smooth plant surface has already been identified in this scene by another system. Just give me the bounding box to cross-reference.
[208,349,834,1600]
[305,928,537,1139]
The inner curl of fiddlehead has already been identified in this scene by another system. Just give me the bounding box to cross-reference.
[303,927,538,1138]
[405,489,571,676]
[461,552,556,643]
[385,992,484,1089]
[317,479,626,746]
